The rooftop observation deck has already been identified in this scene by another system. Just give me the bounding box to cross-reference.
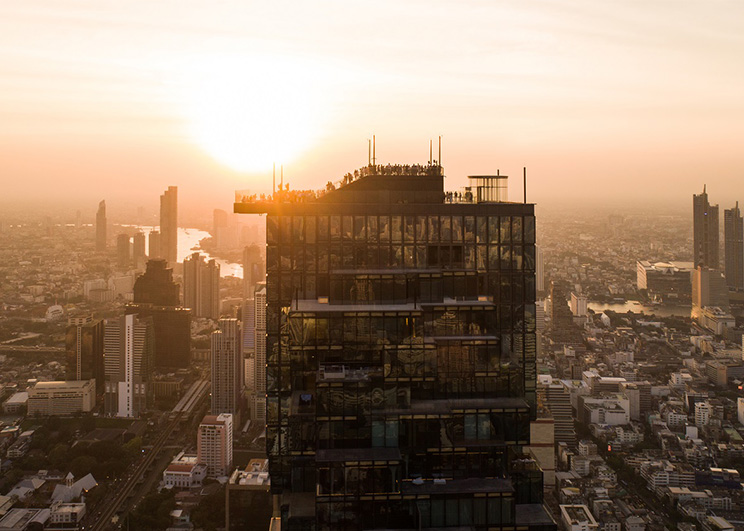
[234,163,516,214]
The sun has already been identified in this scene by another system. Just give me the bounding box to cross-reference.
[177,54,331,173]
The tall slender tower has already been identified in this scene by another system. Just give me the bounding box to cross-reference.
[234,164,550,530]
[183,252,220,319]
[160,186,178,265]
[252,283,266,422]
[66,315,105,400]
[95,200,107,252]
[132,231,147,269]
[104,314,153,418]
[211,318,242,422]
[724,202,743,290]
[693,186,719,268]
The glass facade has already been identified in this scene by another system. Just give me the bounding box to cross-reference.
[236,165,551,531]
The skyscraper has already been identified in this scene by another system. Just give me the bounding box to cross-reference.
[133,259,180,306]
[536,245,544,293]
[160,186,178,264]
[65,315,105,400]
[197,413,233,478]
[235,163,550,530]
[252,283,266,422]
[95,200,106,252]
[116,233,131,269]
[693,185,719,268]
[692,265,730,319]
[724,202,743,290]
[211,318,242,421]
[104,314,153,418]
[132,231,147,269]
[242,244,264,298]
[183,252,220,319]
[148,230,161,259]
[131,259,189,368]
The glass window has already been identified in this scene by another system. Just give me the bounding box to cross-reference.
[379,216,390,242]
[267,216,280,244]
[500,217,511,243]
[404,216,415,243]
[488,217,499,244]
[440,216,452,242]
[368,216,378,243]
[464,216,475,243]
[391,216,402,243]
[451,216,463,242]
[524,215,535,243]
[292,216,304,242]
[477,217,487,243]
[512,216,522,242]
[318,216,329,242]
[489,246,500,270]
[343,216,353,240]
[428,216,440,242]
[354,216,365,241]
[330,216,341,241]
[305,216,316,244]
[477,246,487,270]
[512,245,523,270]
[416,216,427,241]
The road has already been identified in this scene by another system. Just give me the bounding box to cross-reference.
[87,411,185,531]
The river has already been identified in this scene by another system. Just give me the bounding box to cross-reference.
[124,225,243,278]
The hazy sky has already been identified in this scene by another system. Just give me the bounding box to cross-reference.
[3,1,744,215]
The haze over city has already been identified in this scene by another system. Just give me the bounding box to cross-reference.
[4,3,744,531]
[3,1,744,212]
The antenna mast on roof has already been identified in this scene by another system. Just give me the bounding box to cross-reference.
[368,139,371,166]
[272,163,276,194]
[372,135,376,165]
[438,136,442,167]
[429,139,433,165]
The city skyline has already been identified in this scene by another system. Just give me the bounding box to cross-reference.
[3,1,744,210]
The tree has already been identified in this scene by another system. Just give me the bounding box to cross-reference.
[191,488,226,531]
[69,455,97,478]
[49,443,70,470]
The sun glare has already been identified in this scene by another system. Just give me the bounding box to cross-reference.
[178,54,331,173]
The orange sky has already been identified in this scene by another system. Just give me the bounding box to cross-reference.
[2,1,744,215]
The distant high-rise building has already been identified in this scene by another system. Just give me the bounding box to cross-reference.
[214,208,228,236]
[242,245,264,298]
[160,186,178,264]
[183,252,220,319]
[116,233,131,269]
[198,413,233,477]
[536,245,544,293]
[132,231,146,269]
[549,280,574,328]
[211,318,242,421]
[104,314,154,417]
[692,265,730,319]
[134,259,180,306]
[235,164,550,530]
[126,304,191,369]
[65,315,105,400]
[148,230,161,259]
[570,292,588,317]
[724,203,744,290]
[693,185,719,268]
[131,259,188,368]
[95,200,106,252]
[252,283,266,422]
